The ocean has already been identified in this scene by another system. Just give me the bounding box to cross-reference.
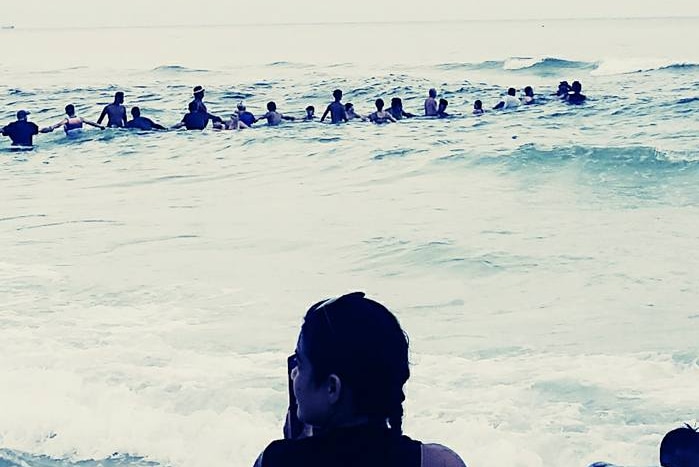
[1,18,698,467]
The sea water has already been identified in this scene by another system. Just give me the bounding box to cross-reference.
[1,18,698,467]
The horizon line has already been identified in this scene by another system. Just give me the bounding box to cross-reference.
[4,15,699,31]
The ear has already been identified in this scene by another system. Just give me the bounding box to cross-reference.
[326,374,342,405]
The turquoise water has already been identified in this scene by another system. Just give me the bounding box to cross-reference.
[1,19,698,467]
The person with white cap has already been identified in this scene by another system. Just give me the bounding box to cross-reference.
[189,85,223,124]
[1,110,40,147]
[236,101,256,127]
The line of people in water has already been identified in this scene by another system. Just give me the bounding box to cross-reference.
[1,81,587,148]
[249,291,698,467]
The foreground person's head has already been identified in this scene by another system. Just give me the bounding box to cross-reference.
[660,425,699,467]
[292,292,409,433]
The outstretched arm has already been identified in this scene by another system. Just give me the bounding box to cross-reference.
[493,101,504,110]
[41,119,67,133]
[281,114,295,121]
[82,118,105,129]
[209,113,224,124]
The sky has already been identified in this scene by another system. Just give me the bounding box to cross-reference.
[3,0,699,27]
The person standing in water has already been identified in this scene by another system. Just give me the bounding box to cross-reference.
[125,107,166,131]
[320,89,348,124]
[493,88,521,110]
[172,102,210,130]
[522,86,535,105]
[388,97,415,120]
[1,110,40,147]
[424,88,438,116]
[368,99,397,124]
[345,103,365,121]
[567,81,587,104]
[303,106,316,121]
[256,101,296,126]
[437,98,450,118]
[236,102,256,127]
[97,91,128,128]
[189,85,223,124]
[472,100,485,116]
[42,104,105,136]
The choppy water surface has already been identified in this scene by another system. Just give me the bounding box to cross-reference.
[1,19,698,467]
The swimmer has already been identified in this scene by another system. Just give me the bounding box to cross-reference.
[125,107,166,131]
[523,86,535,104]
[473,100,485,116]
[303,106,316,121]
[424,88,438,116]
[368,98,397,124]
[567,81,587,104]
[555,81,571,99]
[1,110,40,147]
[437,98,450,118]
[171,102,210,130]
[388,97,415,120]
[223,112,249,130]
[189,85,223,124]
[255,101,295,126]
[320,89,348,124]
[236,102,256,127]
[493,88,521,110]
[97,91,127,128]
[345,103,366,121]
[41,104,105,135]
[660,424,699,467]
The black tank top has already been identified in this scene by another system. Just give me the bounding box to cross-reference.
[261,424,422,467]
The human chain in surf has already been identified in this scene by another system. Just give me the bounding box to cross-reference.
[1,81,587,149]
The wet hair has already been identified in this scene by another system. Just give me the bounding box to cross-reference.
[558,81,572,96]
[115,92,124,103]
[344,102,353,111]
[65,104,75,116]
[524,86,533,96]
[301,292,410,434]
[391,97,402,108]
[572,81,582,93]
[333,89,343,100]
[507,88,516,96]
[375,98,385,111]
[306,105,315,112]
[429,88,437,98]
[267,101,277,112]
[188,101,197,112]
[438,98,448,110]
[474,100,483,109]
[660,425,699,467]
[131,106,141,117]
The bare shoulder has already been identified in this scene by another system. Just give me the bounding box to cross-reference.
[421,443,467,467]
